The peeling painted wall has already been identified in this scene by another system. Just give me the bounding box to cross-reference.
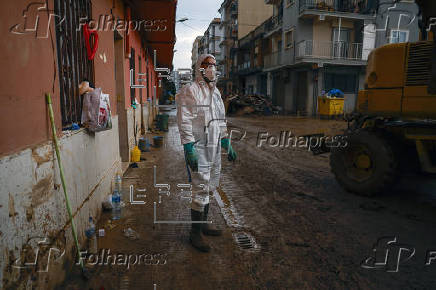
[0,116,121,289]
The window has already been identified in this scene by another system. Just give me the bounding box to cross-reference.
[54,0,93,127]
[324,72,357,93]
[285,28,294,48]
[332,28,351,57]
[332,28,351,43]
[389,30,409,43]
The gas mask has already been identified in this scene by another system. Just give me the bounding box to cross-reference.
[202,65,217,83]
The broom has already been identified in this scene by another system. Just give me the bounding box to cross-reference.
[45,93,87,277]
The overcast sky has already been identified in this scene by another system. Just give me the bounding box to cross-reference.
[173,0,223,69]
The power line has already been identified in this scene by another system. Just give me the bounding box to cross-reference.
[178,21,204,33]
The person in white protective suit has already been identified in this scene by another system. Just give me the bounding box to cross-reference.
[176,54,237,252]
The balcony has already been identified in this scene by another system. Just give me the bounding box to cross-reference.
[264,51,282,69]
[299,0,374,18]
[264,15,283,35]
[238,61,251,71]
[238,60,264,75]
[219,37,235,48]
[208,36,221,42]
[296,40,364,62]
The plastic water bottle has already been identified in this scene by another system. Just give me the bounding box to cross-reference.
[112,190,121,220]
[114,174,122,198]
[85,217,98,254]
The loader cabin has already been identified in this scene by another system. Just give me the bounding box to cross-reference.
[357,41,436,120]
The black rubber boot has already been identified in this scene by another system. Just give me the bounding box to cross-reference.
[190,209,211,252]
[202,203,222,236]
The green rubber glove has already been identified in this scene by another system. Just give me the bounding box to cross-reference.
[183,142,198,172]
[221,138,237,161]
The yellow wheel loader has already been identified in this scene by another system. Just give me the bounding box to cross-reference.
[330,2,436,196]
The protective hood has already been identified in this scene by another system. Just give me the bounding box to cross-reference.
[195,53,216,84]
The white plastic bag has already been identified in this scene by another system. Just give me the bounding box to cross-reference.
[81,88,112,132]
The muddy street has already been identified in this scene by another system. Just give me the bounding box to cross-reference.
[61,114,436,290]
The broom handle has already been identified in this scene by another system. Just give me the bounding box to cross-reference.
[45,93,84,269]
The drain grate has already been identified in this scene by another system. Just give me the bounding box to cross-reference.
[233,232,259,251]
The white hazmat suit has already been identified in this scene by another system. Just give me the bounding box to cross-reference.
[176,54,228,212]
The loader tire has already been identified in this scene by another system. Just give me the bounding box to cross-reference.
[330,130,397,196]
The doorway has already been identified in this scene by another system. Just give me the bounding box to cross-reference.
[114,30,129,162]
[296,71,308,115]
[272,72,285,109]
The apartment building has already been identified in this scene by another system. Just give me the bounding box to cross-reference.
[205,18,225,75]
[190,19,224,87]
[262,0,419,115]
[191,36,203,70]
[235,22,268,95]
[204,18,224,56]
[219,0,273,95]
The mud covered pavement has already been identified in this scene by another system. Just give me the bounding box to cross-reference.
[63,114,436,289]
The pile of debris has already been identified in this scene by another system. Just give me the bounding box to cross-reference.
[225,94,282,116]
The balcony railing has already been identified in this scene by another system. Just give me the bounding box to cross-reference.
[299,0,371,14]
[296,40,363,61]
[238,61,251,71]
[264,51,282,68]
[265,15,283,33]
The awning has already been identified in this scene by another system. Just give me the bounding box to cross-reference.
[128,0,177,69]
